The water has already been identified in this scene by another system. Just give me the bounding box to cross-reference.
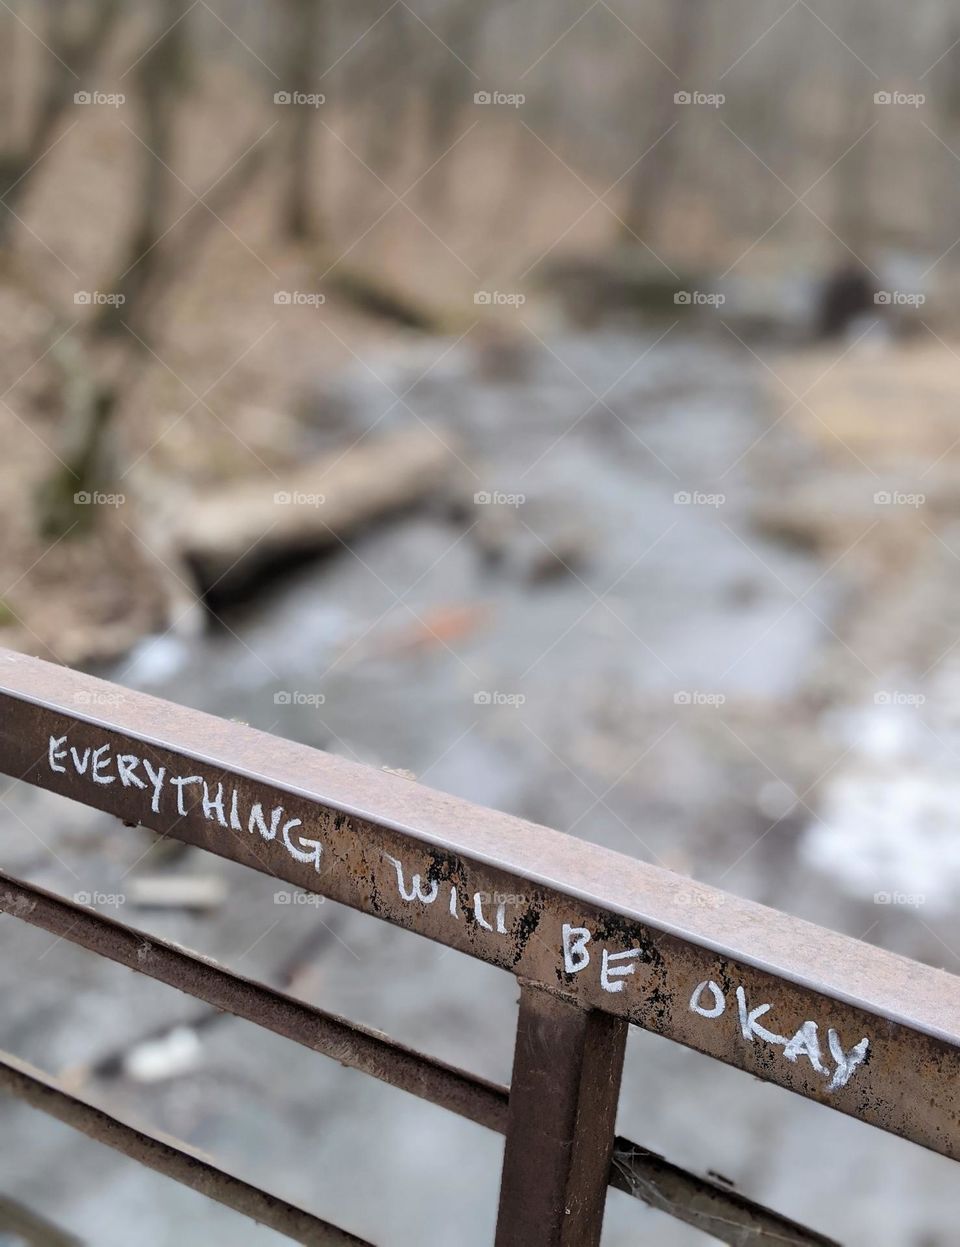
[0,329,955,1246]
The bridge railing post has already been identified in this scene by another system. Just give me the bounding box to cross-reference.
[495,982,628,1247]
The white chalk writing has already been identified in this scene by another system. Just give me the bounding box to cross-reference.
[690,980,869,1092]
[47,736,322,871]
[560,923,871,1093]
[383,854,510,934]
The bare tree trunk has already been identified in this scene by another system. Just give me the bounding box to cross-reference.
[620,0,704,247]
[281,0,324,241]
[421,2,482,212]
[0,0,122,243]
[38,0,189,537]
[361,2,415,183]
[95,0,189,339]
[828,17,878,266]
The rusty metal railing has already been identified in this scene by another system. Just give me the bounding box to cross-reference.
[0,649,955,1244]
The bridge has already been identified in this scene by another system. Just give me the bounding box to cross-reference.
[0,647,956,1245]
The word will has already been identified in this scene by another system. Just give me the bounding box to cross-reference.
[383,855,515,933]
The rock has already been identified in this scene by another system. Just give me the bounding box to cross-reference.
[540,250,705,327]
[176,425,466,598]
[127,875,227,911]
[471,494,594,583]
[469,325,535,382]
[750,473,925,561]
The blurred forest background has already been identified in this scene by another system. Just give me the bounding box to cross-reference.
[3,0,960,657]
[2,2,960,1245]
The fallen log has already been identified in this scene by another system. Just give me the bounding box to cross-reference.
[177,424,463,599]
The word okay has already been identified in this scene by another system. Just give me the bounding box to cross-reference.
[689,980,870,1092]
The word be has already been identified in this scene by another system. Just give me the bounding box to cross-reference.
[47,737,323,870]
[689,980,869,1092]
[563,924,648,993]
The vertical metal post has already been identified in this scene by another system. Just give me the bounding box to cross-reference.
[494,983,628,1247]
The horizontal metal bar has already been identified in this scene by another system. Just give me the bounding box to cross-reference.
[0,649,957,1159]
[0,867,505,1131]
[608,1143,836,1247]
[0,1048,371,1246]
[0,1191,80,1247]
[0,871,836,1246]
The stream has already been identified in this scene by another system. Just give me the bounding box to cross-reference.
[0,328,955,1245]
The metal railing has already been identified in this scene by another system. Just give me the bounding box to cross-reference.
[0,646,956,1245]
